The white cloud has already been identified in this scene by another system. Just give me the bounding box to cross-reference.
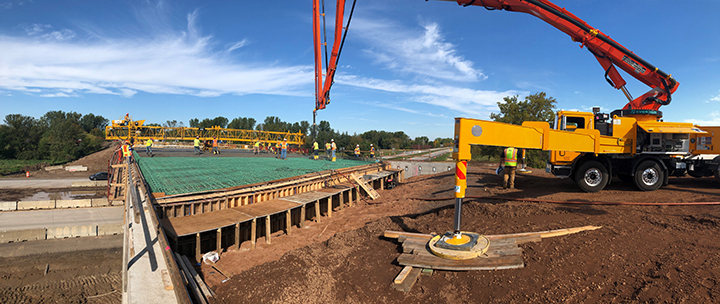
[352,18,484,82]
[338,75,524,117]
[0,11,312,99]
[227,39,249,52]
[684,111,720,126]
[708,91,720,103]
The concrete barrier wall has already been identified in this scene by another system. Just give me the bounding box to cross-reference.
[44,165,64,171]
[17,200,56,210]
[0,229,46,243]
[47,225,97,239]
[55,199,92,208]
[71,180,105,187]
[98,224,123,236]
[1,225,124,243]
[387,161,454,179]
[92,198,110,207]
[0,201,17,211]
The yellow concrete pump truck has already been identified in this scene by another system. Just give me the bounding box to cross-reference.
[447,0,720,195]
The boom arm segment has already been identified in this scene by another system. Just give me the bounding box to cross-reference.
[452,0,678,111]
[312,0,356,119]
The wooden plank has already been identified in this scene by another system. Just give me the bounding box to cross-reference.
[350,173,379,200]
[314,200,320,222]
[265,215,271,244]
[160,269,173,290]
[251,218,256,249]
[195,233,201,264]
[393,266,413,284]
[385,231,433,240]
[391,267,422,292]
[285,210,291,236]
[180,255,214,300]
[397,253,524,271]
[176,253,207,304]
[300,204,306,228]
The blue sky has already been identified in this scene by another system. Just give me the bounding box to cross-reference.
[1,0,719,139]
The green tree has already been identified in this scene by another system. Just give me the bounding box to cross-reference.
[79,113,109,137]
[479,92,557,168]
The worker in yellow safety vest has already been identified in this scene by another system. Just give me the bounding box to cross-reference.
[253,141,260,155]
[194,136,202,155]
[330,139,337,162]
[281,138,288,160]
[313,141,319,160]
[212,136,219,155]
[275,140,281,156]
[500,147,518,189]
[325,142,331,158]
[354,144,360,159]
[370,144,375,158]
[122,141,132,163]
[145,138,153,156]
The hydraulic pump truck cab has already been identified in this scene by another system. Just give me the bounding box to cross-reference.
[453,110,720,193]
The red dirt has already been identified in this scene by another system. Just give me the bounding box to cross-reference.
[206,163,720,303]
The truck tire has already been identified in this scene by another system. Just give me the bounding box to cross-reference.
[575,160,608,193]
[634,160,664,191]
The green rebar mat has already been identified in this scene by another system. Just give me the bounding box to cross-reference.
[135,154,372,195]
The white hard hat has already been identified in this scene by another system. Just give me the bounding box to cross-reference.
[331,139,334,141]
[370,144,373,146]
[356,144,359,146]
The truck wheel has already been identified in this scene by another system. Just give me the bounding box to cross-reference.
[634,160,663,191]
[575,160,608,192]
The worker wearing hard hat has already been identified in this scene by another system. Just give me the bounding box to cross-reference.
[370,144,375,158]
[212,136,219,155]
[325,142,331,159]
[501,147,518,189]
[354,144,360,159]
[281,138,288,160]
[194,136,201,155]
[313,140,319,160]
[254,140,260,155]
[331,139,337,162]
[122,140,132,163]
[145,138,153,156]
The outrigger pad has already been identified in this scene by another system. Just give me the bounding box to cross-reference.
[428,232,490,260]
[434,232,480,251]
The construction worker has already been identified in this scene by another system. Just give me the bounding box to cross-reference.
[280,138,287,160]
[122,140,132,163]
[194,136,201,155]
[254,141,260,154]
[370,144,375,158]
[124,113,130,124]
[354,144,360,159]
[501,147,518,189]
[325,142,331,159]
[145,138,153,156]
[212,136,219,154]
[331,139,337,162]
[276,140,281,156]
[313,140,319,160]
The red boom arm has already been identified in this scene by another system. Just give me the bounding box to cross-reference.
[453,0,678,111]
[313,0,352,118]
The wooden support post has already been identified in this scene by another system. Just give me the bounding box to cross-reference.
[235,223,240,250]
[251,218,257,249]
[315,200,320,222]
[300,204,306,228]
[195,233,201,264]
[327,197,332,218]
[339,191,344,210]
[381,178,385,190]
[265,215,271,245]
[216,228,222,255]
[286,210,291,236]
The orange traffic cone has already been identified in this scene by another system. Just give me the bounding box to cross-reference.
[26,171,29,177]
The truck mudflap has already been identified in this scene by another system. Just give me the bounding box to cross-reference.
[547,163,572,179]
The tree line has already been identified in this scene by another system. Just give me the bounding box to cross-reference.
[150,116,453,152]
[0,111,108,162]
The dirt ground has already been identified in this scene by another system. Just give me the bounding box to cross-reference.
[3,142,118,180]
[0,246,122,304]
[206,163,720,304]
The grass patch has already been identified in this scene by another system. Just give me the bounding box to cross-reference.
[431,152,452,161]
[0,159,53,175]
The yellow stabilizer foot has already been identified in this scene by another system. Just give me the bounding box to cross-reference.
[332,157,336,162]
[428,232,490,260]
